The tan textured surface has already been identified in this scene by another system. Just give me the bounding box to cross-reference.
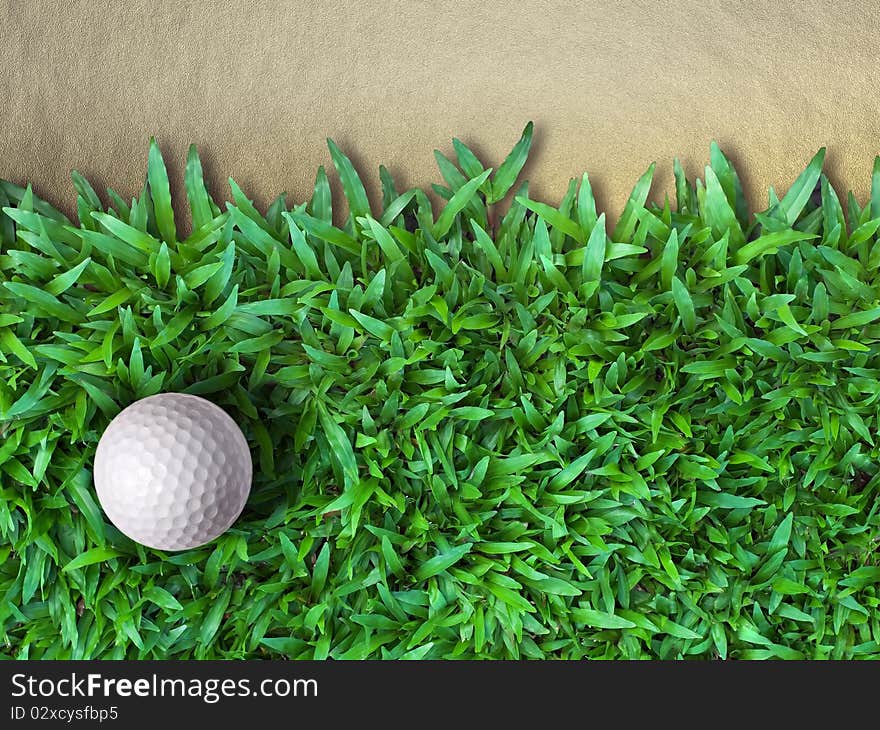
[1,1,879,231]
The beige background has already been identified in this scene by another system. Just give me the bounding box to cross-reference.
[2,1,879,231]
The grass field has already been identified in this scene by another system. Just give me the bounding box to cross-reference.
[1,125,880,659]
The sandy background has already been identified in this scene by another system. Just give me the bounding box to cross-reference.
[1,1,879,232]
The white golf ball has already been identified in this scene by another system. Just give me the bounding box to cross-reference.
[93,393,252,550]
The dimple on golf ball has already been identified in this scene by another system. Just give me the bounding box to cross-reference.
[93,393,252,551]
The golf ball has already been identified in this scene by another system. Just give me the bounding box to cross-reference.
[93,393,252,551]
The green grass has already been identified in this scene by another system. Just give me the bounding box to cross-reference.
[1,125,880,659]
